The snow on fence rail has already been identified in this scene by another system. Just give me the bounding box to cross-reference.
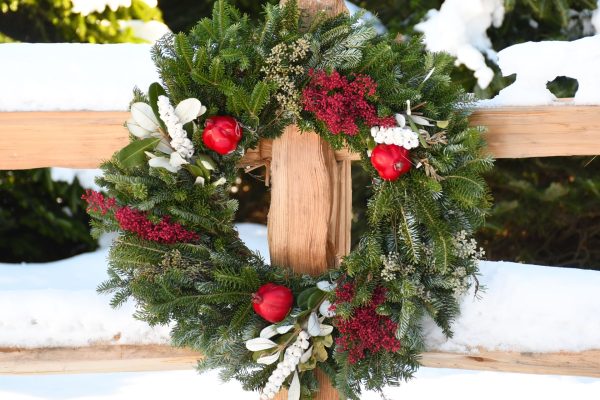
[1,44,600,167]
[1,43,600,378]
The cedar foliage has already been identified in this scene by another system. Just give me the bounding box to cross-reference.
[89,1,492,398]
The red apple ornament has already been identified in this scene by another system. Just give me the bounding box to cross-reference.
[370,144,412,181]
[252,283,294,323]
[202,116,242,155]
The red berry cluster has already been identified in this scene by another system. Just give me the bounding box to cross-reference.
[82,190,199,244]
[114,207,199,244]
[82,189,116,215]
[334,284,401,364]
[302,69,395,136]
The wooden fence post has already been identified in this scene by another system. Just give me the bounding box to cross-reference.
[267,1,348,398]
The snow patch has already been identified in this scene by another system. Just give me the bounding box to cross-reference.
[424,261,600,352]
[482,35,600,106]
[593,1,600,34]
[415,0,505,89]
[120,20,171,43]
[0,43,159,111]
[71,0,157,15]
[50,168,103,191]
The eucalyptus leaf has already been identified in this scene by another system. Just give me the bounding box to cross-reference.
[316,281,336,292]
[257,351,280,365]
[197,154,216,171]
[276,325,295,335]
[175,98,204,124]
[318,324,333,336]
[300,346,313,363]
[260,325,278,339]
[117,138,160,169]
[245,337,277,351]
[307,312,321,337]
[288,371,300,400]
[131,103,159,132]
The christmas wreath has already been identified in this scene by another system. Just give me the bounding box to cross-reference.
[85,1,492,399]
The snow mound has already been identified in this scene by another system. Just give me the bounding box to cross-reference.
[50,168,103,191]
[0,44,159,111]
[483,35,600,106]
[415,0,505,89]
[424,261,600,352]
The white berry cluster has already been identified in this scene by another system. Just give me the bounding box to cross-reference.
[260,331,311,400]
[452,230,485,260]
[157,95,194,158]
[370,125,419,149]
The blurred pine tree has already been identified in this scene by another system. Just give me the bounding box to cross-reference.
[0,0,165,262]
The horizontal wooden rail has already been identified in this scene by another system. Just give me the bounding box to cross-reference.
[1,102,600,170]
[1,345,599,378]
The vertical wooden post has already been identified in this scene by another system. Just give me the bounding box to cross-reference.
[268,1,349,399]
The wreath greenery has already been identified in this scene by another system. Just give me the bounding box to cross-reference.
[84,1,493,399]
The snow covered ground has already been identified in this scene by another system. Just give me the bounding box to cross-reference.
[1,368,599,400]
[1,223,599,398]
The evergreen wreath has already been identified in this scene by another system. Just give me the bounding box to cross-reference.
[84,1,493,399]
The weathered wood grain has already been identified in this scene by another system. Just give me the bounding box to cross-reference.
[470,104,600,158]
[2,103,600,170]
[0,345,201,375]
[2,346,599,379]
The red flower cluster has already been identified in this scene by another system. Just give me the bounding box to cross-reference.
[302,69,395,136]
[334,284,401,364]
[82,189,116,215]
[114,207,199,244]
[81,190,199,244]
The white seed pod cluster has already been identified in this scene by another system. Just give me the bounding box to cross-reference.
[157,95,195,158]
[370,125,419,149]
[260,331,311,400]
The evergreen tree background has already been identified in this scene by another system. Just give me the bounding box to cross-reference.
[0,0,164,262]
[1,0,599,268]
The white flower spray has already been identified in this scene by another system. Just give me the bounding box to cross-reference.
[157,95,194,159]
[260,330,311,400]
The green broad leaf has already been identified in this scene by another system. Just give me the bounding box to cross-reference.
[117,138,160,169]
[307,290,325,309]
[148,82,168,131]
[408,117,429,148]
[297,287,319,309]
[436,120,449,129]
[186,164,209,180]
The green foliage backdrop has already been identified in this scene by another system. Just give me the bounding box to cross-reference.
[0,0,164,262]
